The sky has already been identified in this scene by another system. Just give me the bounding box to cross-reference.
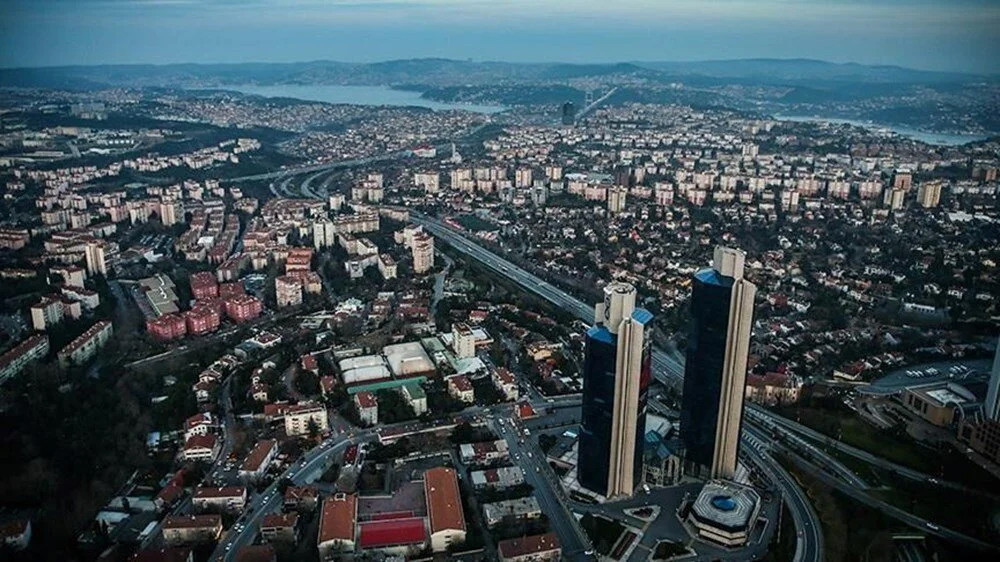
[1,0,998,73]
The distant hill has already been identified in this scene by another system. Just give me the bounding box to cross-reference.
[631,58,988,84]
[1,57,991,90]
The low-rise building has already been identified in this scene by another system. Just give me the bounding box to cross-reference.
[459,440,510,464]
[192,486,247,513]
[0,334,49,384]
[448,374,475,403]
[283,486,319,512]
[317,493,357,559]
[354,391,378,426]
[183,434,219,462]
[492,367,519,401]
[162,515,223,546]
[424,467,466,552]
[239,439,278,481]
[470,466,525,490]
[482,497,542,528]
[497,532,562,562]
[57,320,113,367]
[686,480,761,547]
[260,512,299,543]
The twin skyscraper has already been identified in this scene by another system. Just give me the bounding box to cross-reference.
[579,246,756,498]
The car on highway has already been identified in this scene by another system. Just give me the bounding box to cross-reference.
[926,522,940,531]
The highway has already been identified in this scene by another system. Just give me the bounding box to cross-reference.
[222,121,492,185]
[777,443,1000,554]
[407,212,824,562]
[745,406,1000,500]
[742,430,824,562]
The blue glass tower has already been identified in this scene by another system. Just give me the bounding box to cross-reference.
[578,282,653,498]
[680,247,756,479]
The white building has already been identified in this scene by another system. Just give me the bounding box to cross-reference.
[284,403,329,437]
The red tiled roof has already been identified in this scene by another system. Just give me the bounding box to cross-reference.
[497,532,561,559]
[240,439,276,472]
[358,518,426,549]
[318,494,356,544]
[424,467,465,534]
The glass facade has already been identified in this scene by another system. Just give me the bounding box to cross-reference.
[579,326,617,494]
[578,313,652,496]
[680,269,738,473]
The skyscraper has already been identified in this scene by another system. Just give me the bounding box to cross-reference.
[561,101,576,126]
[985,336,1000,421]
[578,282,653,498]
[680,247,757,480]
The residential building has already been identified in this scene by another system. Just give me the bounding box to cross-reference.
[411,232,434,274]
[161,515,223,546]
[492,367,519,401]
[680,247,756,480]
[354,391,378,426]
[579,282,653,498]
[401,382,427,415]
[448,374,475,403]
[183,434,219,462]
[459,440,510,464]
[0,334,49,384]
[607,186,627,214]
[482,497,542,528]
[470,466,525,490]
[497,532,561,562]
[192,486,247,513]
[30,296,65,330]
[239,439,278,481]
[225,295,262,323]
[189,271,219,300]
[57,320,113,367]
[260,513,299,543]
[275,275,303,308]
[284,402,329,437]
[452,322,476,358]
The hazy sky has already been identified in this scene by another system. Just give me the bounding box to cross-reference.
[2,0,998,72]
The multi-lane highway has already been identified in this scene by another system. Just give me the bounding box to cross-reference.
[222,121,492,185]
[408,212,824,562]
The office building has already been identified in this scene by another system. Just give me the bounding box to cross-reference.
[578,282,653,498]
[561,101,576,126]
[986,336,1000,421]
[680,247,756,480]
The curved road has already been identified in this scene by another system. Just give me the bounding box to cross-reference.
[407,212,824,562]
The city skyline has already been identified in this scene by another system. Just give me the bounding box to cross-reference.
[2,0,999,72]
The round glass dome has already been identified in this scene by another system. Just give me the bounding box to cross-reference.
[711,495,737,511]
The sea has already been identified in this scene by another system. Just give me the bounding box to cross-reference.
[211,84,506,114]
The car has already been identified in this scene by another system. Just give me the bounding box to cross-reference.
[926,522,939,531]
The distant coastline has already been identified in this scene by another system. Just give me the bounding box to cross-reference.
[773,114,989,146]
